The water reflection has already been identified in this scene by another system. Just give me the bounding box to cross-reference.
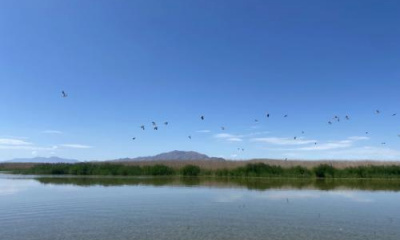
[1,174,400,240]
[34,176,400,191]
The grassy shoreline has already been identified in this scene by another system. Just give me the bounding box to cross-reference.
[2,162,400,179]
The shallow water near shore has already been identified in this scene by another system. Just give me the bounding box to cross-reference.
[1,173,399,240]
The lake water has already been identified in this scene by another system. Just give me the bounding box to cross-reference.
[1,173,399,240]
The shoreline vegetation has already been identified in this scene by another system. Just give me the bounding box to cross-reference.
[2,161,400,179]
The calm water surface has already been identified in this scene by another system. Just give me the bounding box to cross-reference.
[1,173,399,240]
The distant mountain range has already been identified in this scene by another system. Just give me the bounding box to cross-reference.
[4,157,79,163]
[114,150,225,162]
[2,151,224,163]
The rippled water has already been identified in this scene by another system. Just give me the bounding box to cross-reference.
[1,173,399,240]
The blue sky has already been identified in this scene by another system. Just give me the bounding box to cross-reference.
[1,0,400,161]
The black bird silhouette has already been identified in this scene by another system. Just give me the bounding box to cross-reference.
[334,115,339,119]
[302,131,305,134]
[152,122,157,126]
[294,136,297,140]
[188,135,192,139]
[241,148,244,151]
[266,113,270,118]
[164,122,168,125]
[328,121,332,125]
[365,131,369,134]
[392,113,397,117]
[200,116,204,120]
[376,110,380,114]
[381,142,386,145]
[345,115,350,120]
[221,127,225,130]
[284,114,288,118]
[61,91,68,98]
[254,119,258,122]
[314,142,317,145]
[153,126,158,130]
[132,137,136,140]
[140,125,145,130]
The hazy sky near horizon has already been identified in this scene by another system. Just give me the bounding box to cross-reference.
[1,0,400,161]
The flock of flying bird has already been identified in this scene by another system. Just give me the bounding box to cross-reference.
[61,90,399,150]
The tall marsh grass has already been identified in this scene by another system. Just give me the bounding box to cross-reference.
[8,162,400,179]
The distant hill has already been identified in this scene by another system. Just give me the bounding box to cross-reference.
[5,157,79,163]
[114,150,225,162]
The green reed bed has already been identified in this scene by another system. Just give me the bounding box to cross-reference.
[7,162,400,179]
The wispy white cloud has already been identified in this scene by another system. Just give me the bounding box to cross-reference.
[43,130,63,134]
[0,145,57,151]
[297,136,369,151]
[0,138,32,146]
[214,133,244,142]
[243,131,270,137]
[214,133,236,138]
[227,137,243,142]
[348,136,370,141]
[254,136,369,152]
[325,146,400,160]
[298,140,352,151]
[251,137,316,145]
[262,136,398,160]
[60,144,92,149]
[196,130,211,133]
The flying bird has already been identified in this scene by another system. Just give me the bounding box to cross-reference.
[328,121,332,125]
[381,142,386,145]
[152,122,157,126]
[140,125,145,130]
[61,91,68,98]
[254,119,258,122]
[376,110,380,114]
[164,122,168,125]
[314,142,317,145]
[302,131,305,134]
[132,137,136,140]
[294,136,297,140]
[200,116,204,120]
[153,126,158,130]
[188,135,192,139]
[284,114,288,118]
[266,113,270,118]
[392,113,397,117]
[221,127,225,131]
[365,132,369,134]
[345,115,350,120]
